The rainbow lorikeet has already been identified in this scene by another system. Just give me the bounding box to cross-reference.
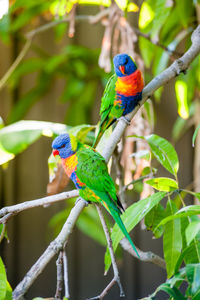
[93,53,144,148]
[52,133,139,257]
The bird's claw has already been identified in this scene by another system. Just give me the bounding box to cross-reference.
[118,116,131,125]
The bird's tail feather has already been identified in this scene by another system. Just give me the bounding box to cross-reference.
[92,118,116,148]
[112,210,140,258]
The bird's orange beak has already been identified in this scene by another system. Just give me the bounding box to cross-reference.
[119,65,125,75]
[53,149,59,157]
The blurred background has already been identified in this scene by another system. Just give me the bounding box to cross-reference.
[0,0,199,299]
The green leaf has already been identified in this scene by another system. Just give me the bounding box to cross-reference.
[0,257,7,300]
[163,200,182,278]
[139,37,156,68]
[146,177,178,192]
[175,80,189,119]
[175,0,194,27]
[186,221,200,246]
[69,124,95,143]
[156,205,200,229]
[145,203,166,238]
[145,134,179,177]
[139,1,155,30]
[144,282,186,300]
[185,239,200,265]
[150,0,172,39]
[186,264,200,296]
[104,191,166,272]
[0,120,68,164]
[192,124,200,147]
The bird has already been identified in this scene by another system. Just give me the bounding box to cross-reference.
[93,53,144,148]
[52,133,139,257]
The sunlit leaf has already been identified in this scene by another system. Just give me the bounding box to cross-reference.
[163,200,182,278]
[0,0,8,19]
[139,2,155,30]
[175,80,189,119]
[0,120,69,164]
[0,257,7,300]
[150,0,172,39]
[146,177,178,192]
[156,205,200,229]
[186,221,200,246]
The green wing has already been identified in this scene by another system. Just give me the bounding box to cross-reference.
[76,145,115,194]
[100,74,117,125]
[76,145,121,211]
[93,74,117,148]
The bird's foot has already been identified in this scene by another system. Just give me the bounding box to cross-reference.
[118,116,131,125]
[75,197,89,206]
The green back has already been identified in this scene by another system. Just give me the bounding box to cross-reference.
[76,144,119,208]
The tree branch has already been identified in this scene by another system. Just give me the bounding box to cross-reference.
[120,239,166,270]
[87,204,125,299]
[63,250,70,299]
[12,198,87,300]
[12,25,200,299]
[55,251,64,300]
[0,189,79,222]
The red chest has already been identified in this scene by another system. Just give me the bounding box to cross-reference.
[62,154,78,177]
[115,70,144,96]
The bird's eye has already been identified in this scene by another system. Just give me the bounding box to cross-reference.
[60,144,66,149]
[125,58,128,64]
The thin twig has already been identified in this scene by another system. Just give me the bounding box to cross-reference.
[0,38,32,91]
[88,204,125,300]
[113,150,127,209]
[120,238,166,270]
[0,189,79,221]
[0,223,6,243]
[55,251,64,300]
[26,9,111,39]
[63,250,70,299]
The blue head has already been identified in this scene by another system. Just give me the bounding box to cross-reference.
[52,133,77,159]
[113,53,137,77]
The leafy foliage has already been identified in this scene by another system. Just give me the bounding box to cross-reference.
[0,0,200,298]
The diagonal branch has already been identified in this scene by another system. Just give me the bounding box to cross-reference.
[12,198,87,300]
